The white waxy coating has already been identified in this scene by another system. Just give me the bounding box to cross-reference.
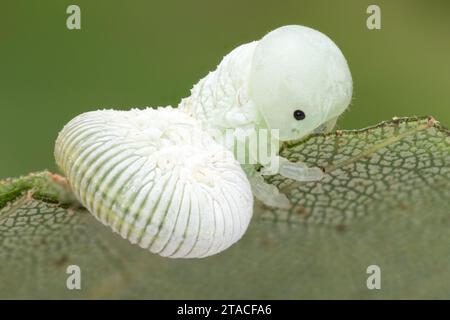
[180,25,352,143]
[54,107,253,258]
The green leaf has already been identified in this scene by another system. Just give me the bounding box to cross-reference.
[0,116,449,299]
[262,116,450,226]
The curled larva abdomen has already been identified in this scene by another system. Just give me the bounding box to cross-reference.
[54,107,253,258]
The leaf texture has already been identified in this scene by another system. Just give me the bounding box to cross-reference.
[0,116,449,299]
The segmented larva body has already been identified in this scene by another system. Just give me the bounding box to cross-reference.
[180,41,260,140]
[55,107,253,258]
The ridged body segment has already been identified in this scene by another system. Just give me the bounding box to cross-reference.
[55,107,253,258]
[179,42,264,143]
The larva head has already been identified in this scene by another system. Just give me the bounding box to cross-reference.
[249,25,352,141]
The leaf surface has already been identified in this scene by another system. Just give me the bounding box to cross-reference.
[0,116,449,299]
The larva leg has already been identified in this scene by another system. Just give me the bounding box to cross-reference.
[261,156,324,182]
[267,116,336,182]
[247,172,290,209]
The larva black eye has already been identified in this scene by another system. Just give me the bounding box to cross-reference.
[293,110,306,121]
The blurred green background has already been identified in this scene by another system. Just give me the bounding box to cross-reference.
[1,0,449,179]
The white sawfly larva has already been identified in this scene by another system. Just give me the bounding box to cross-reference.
[55,25,352,258]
